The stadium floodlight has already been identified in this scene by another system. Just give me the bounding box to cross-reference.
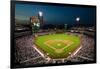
[76,17,80,22]
[39,11,43,16]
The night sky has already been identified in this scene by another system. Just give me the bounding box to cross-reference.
[15,3,96,26]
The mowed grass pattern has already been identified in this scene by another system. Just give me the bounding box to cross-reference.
[35,34,80,59]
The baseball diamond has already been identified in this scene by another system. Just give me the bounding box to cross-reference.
[35,33,81,59]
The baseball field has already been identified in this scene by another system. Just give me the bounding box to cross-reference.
[35,33,81,59]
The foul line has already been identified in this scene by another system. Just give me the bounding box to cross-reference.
[73,46,82,55]
[33,45,45,57]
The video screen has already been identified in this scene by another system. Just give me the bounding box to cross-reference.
[11,1,96,68]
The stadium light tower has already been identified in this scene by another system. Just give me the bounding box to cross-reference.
[39,11,43,17]
[76,17,80,22]
[64,24,67,32]
[38,11,43,24]
[76,17,80,28]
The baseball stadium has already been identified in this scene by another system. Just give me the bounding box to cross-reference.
[34,33,81,59]
[13,3,96,67]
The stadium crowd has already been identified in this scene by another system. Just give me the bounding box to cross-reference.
[67,34,95,62]
[15,35,46,66]
[14,31,95,66]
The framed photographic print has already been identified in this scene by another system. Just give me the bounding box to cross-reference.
[11,0,96,68]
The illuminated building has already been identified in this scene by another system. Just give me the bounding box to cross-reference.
[30,16,40,34]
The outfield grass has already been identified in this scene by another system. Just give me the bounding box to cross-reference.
[35,33,80,59]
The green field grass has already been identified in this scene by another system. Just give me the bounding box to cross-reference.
[35,33,80,59]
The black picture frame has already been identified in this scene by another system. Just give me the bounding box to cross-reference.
[11,0,96,68]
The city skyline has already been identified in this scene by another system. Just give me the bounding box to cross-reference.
[15,3,96,26]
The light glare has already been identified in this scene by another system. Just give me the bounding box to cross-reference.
[76,17,80,22]
[39,11,43,16]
